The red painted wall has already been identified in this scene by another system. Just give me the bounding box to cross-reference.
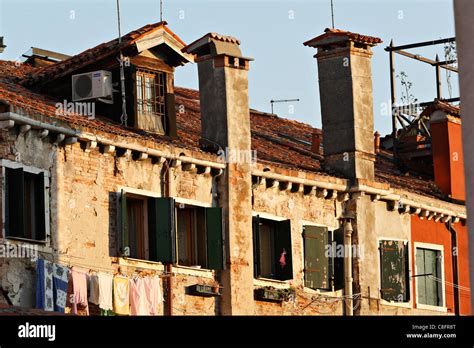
[411,216,471,315]
[431,119,465,201]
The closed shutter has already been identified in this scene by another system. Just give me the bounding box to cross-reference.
[5,167,25,238]
[126,64,137,127]
[417,248,441,307]
[304,226,330,290]
[333,227,345,290]
[252,215,261,278]
[120,190,129,256]
[33,173,46,241]
[165,93,177,138]
[206,207,224,270]
[275,219,292,281]
[380,240,407,301]
[148,197,176,263]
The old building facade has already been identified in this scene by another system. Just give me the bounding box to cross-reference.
[0,22,470,315]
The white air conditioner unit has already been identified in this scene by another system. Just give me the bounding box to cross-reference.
[72,70,112,102]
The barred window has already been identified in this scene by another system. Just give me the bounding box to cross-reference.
[136,69,166,133]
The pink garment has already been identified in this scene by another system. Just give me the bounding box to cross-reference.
[130,277,149,316]
[70,267,89,315]
[279,249,287,268]
[143,276,163,315]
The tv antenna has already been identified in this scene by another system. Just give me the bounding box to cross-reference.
[160,0,164,22]
[331,0,335,28]
[270,99,300,114]
[116,0,128,126]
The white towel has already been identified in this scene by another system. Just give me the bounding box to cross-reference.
[98,272,113,311]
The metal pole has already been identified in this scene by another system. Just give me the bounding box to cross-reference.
[389,40,398,163]
[331,0,335,28]
[160,0,163,22]
[344,219,353,316]
[435,54,442,100]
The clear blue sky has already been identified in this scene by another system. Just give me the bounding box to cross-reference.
[0,0,458,135]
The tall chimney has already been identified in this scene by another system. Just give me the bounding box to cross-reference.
[426,102,465,201]
[304,29,382,180]
[183,33,254,315]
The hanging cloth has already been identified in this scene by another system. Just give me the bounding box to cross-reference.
[52,263,69,313]
[68,267,89,315]
[36,259,54,311]
[98,272,113,311]
[130,277,149,315]
[88,273,99,305]
[113,276,130,315]
[143,276,163,315]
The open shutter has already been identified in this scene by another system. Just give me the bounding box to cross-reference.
[148,197,176,263]
[165,93,177,138]
[5,167,25,238]
[380,240,407,302]
[304,226,330,290]
[252,216,261,278]
[206,207,224,270]
[33,173,46,241]
[333,227,345,290]
[120,190,129,256]
[275,219,292,281]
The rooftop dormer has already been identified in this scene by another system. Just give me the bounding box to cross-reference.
[22,22,193,138]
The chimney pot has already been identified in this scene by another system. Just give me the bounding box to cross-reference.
[374,131,380,153]
[312,131,322,155]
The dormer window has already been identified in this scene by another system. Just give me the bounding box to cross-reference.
[136,69,167,135]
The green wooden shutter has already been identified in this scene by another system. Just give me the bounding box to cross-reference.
[33,173,46,241]
[304,226,330,290]
[148,197,176,263]
[120,190,129,256]
[252,215,261,278]
[5,167,25,238]
[416,248,427,305]
[165,93,177,138]
[206,207,224,270]
[275,219,292,281]
[380,240,407,301]
[333,227,345,290]
[424,249,440,306]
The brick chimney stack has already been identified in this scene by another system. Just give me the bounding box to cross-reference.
[183,33,254,315]
[304,29,382,180]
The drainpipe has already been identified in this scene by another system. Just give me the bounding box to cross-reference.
[343,219,353,316]
[446,220,460,315]
[212,168,224,316]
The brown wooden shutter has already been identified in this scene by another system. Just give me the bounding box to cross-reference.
[165,93,177,138]
[5,167,25,238]
[304,225,330,290]
[380,240,408,301]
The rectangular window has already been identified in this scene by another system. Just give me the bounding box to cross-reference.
[176,205,207,268]
[136,69,166,134]
[120,194,223,270]
[5,167,46,241]
[253,216,292,281]
[380,240,410,302]
[416,247,443,307]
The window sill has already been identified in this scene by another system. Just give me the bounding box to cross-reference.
[174,265,214,279]
[254,278,291,289]
[4,236,47,245]
[416,303,448,313]
[380,300,412,309]
[117,258,215,279]
[303,287,343,297]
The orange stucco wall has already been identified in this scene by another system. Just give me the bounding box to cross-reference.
[411,216,471,315]
[431,119,465,201]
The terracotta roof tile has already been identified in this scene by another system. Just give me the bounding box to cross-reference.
[0,60,444,199]
[421,99,460,117]
[304,28,383,48]
[20,21,186,86]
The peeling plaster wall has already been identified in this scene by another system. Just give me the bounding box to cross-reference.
[252,181,344,315]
